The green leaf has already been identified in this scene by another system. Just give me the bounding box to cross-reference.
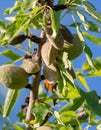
[62,82,80,99]
[57,63,74,85]
[17,111,26,122]
[60,97,84,113]
[50,10,60,38]
[82,57,101,71]
[4,2,21,15]
[3,89,19,118]
[0,20,7,33]
[0,104,3,114]
[77,87,100,115]
[85,91,99,115]
[76,71,90,91]
[13,124,24,130]
[21,0,38,10]
[60,111,78,123]
[32,102,50,124]
[76,10,86,22]
[83,32,101,45]
[86,20,100,32]
[58,0,65,4]
[82,1,101,23]
[0,50,21,61]
[87,70,101,77]
[54,110,64,125]
[84,44,96,71]
[12,17,30,39]
[62,85,80,99]
[55,124,73,130]
[30,6,42,29]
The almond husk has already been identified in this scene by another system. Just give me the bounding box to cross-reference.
[41,42,58,66]
[21,58,40,74]
[60,24,73,44]
[61,34,83,60]
[43,64,58,84]
[9,34,27,45]
[46,27,64,50]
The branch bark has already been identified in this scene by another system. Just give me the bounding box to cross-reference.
[26,30,46,130]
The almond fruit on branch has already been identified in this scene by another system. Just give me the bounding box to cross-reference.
[46,27,64,50]
[60,24,73,44]
[59,34,83,60]
[22,49,41,74]
[0,64,29,89]
[43,64,59,84]
[41,42,58,66]
[9,34,42,45]
[22,58,40,74]
[44,79,57,92]
[9,34,27,45]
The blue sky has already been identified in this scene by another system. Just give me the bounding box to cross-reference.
[0,0,101,129]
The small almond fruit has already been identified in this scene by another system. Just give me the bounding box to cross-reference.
[0,64,29,89]
[43,64,58,84]
[21,58,40,74]
[9,34,27,45]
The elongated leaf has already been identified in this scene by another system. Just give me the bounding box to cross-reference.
[62,85,80,99]
[50,9,60,38]
[54,110,64,125]
[58,63,74,85]
[13,124,24,130]
[4,1,21,15]
[60,111,78,123]
[21,0,38,10]
[60,97,84,113]
[85,91,99,115]
[83,32,101,45]
[86,20,100,32]
[82,57,101,71]
[31,6,42,29]
[76,86,100,115]
[3,89,19,118]
[0,104,3,114]
[76,10,86,22]
[32,102,50,124]
[76,71,90,91]
[0,50,21,61]
[82,1,101,23]
[84,44,96,71]
[87,70,101,77]
[0,20,6,33]
[61,111,78,118]
[11,18,30,39]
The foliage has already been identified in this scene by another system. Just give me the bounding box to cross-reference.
[0,0,101,130]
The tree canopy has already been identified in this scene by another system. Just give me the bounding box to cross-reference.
[0,0,101,130]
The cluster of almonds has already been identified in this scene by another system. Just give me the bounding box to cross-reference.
[41,24,83,87]
[0,24,83,90]
[0,51,41,89]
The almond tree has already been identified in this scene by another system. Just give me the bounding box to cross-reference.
[0,0,101,130]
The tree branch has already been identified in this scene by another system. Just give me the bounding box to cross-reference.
[26,30,46,130]
[52,4,67,11]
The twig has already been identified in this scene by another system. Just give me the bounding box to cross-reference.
[52,4,67,11]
